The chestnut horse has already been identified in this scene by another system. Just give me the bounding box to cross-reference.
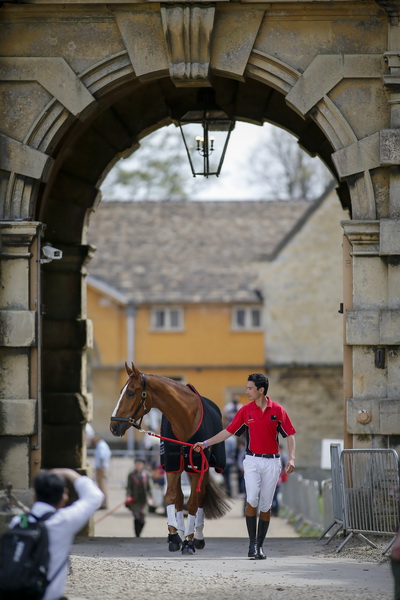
[110,363,230,554]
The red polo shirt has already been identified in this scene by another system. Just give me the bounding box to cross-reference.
[226,397,296,455]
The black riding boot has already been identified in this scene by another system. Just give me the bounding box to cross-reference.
[134,518,144,537]
[246,515,257,559]
[256,519,269,559]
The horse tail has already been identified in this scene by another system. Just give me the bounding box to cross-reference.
[202,474,232,520]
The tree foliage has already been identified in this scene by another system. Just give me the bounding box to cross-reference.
[247,126,334,200]
[101,122,334,202]
[101,125,204,201]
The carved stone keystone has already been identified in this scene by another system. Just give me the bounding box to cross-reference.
[161,4,215,87]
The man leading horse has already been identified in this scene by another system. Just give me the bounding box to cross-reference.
[194,372,296,560]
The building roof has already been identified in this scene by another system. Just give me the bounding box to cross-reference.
[87,199,316,304]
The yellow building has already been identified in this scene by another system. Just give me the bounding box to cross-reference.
[88,278,265,443]
[86,199,312,446]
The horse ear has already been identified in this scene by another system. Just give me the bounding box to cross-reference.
[125,362,133,376]
[130,362,140,376]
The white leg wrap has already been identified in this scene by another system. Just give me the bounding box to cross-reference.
[194,508,205,540]
[185,513,196,537]
[176,510,185,540]
[166,504,178,529]
[195,508,204,528]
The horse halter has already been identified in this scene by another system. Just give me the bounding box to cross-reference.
[110,373,148,430]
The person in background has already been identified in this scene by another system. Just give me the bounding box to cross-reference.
[125,458,153,537]
[222,435,238,497]
[85,422,95,446]
[194,373,296,560]
[222,396,242,427]
[10,468,103,600]
[93,435,111,510]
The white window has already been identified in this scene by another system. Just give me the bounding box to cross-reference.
[232,306,262,330]
[151,307,184,331]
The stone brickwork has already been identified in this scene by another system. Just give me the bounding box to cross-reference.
[0,0,400,516]
[267,365,343,469]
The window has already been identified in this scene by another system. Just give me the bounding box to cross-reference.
[232,306,262,330]
[151,307,184,331]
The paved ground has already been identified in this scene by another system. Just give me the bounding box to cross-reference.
[65,485,395,600]
[92,485,296,538]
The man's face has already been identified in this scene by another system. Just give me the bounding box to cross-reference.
[246,381,264,401]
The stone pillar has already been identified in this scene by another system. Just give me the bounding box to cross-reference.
[0,221,43,524]
[342,233,353,449]
[342,220,400,452]
[41,244,94,472]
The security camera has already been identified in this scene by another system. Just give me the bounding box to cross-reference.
[40,245,63,264]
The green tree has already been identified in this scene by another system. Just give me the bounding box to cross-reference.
[101,125,205,201]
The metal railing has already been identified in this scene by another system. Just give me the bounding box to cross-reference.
[316,447,400,553]
[280,472,325,536]
[281,446,399,553]
[337,448,399,552]
[318,443,344,543]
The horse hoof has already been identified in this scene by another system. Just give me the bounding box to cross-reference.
[193,538,205,550]
[181,540,196,555]
[168,533,182,552]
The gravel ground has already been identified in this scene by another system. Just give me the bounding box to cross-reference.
[65,492,395,600]
[65,533,394,600]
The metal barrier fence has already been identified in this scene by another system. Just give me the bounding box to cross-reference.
[337,448,399,552]
[280,472,325,535]
[281,446,399,552]
[318,443,344,543]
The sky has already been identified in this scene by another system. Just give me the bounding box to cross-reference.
[100,121,331,201]
[187,121,273,200]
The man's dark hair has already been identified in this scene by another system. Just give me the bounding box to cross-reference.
[248,373,269,394]
[34,471,66,506]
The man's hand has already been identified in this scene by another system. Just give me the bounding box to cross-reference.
[285,459,295,475]
[192,442,206,453]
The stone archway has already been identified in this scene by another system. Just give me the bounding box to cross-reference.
[1,1,399,512]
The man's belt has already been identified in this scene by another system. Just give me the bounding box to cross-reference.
[246,451,280,458]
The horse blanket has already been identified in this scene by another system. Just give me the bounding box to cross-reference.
[160,385,226,474]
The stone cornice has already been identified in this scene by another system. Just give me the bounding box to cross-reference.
[0,221,42,259]
[341,220,380,255]
[375,0,400,24]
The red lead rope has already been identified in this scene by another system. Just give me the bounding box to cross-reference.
[144,430,209,492]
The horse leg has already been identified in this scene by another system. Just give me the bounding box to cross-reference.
[181,473,202,555]
[175,484,185,541]
[165,472,182,552]
[193,508,205,549]
[193,470,208,550]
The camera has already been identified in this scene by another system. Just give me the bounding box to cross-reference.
[40,245,63,263]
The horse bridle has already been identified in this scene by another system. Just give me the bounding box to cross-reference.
[110,373,148,430]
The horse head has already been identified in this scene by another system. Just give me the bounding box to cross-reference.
[110,362,150,437]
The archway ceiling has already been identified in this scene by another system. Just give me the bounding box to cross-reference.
[38,75,339,245]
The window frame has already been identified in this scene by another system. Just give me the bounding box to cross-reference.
[231,305,263,331]
[150,306,184,332]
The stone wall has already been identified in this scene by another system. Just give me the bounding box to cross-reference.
[267,365,343,470]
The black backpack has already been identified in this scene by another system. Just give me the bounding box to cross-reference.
[0,511,54,600]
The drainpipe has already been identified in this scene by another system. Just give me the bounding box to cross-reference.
[126,303,136,366]
[126,303,137,454]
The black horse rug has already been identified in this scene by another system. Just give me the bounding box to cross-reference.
[160,384,226,474]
